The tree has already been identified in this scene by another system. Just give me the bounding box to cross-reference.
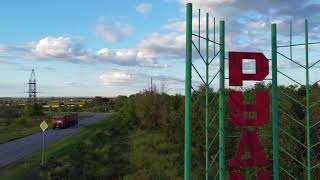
[0,105,20,125]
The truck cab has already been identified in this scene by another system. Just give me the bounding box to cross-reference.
[51,113,78,129]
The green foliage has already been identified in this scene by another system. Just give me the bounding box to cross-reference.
[118,98,138,129]
[81,96,114,112]
[135,90,168,130]
[165,94,184,143]
[0,105,20,125]
[0,103,46,143]
[21,103,44,116]
[113,95,129,111]
[0,116,115,179]
[123,130,183,180]
[3,82,320,179]
[38,115,130,179]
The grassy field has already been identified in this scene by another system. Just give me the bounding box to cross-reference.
[0,115,109,180]
[0,112,95,144]
[0,125,40,144]
[0,114,182,179]
[0,115,50,144]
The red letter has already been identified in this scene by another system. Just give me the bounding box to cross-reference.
[229,131,270,167]
[229,52,269,86]
[229,170,270,180]
[257,171,271,180]
[229,91,269,126]
[230,171,244,180]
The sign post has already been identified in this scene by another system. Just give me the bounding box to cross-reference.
[40,120,48,165]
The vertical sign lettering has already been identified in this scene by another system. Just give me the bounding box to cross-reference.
[228,51,271,179]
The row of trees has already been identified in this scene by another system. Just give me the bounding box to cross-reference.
[114,82,320,178]
[0,103,43,126]
[37,82,320,179]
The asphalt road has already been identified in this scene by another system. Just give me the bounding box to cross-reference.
[0,113,110,168]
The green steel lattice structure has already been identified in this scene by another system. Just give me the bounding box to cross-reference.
[185,3,320,180]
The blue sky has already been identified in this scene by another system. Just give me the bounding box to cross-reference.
[0,0,320,97]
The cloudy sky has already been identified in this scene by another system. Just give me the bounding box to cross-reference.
[0,0,320,97]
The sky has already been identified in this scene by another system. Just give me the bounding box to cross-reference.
[0,0,320,97]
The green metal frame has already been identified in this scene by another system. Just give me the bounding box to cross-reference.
[271,23,280,180]
[184,3,192,179]
[305,20,311,180]
[218,20,225,180]
[273,19,320,179]
[185,3,320,180]
[185,3,225,180]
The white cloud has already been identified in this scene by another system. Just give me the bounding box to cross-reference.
[96,32,184,67]
[1,32,180,67]
[181,0,235,6]
[0,44,29,52]
[180,0,307,16]
[96,48,154,66]
[137,33,185,59]
[136,3,152,13]
[94,22,133,43]
[160,0,320,61]
[98,70,185,94]
[0,45,8,52]
[163,16,221,33]
[99,71,133,85]
[0,36,89,62]
[63,81,83,86]
[244,21,268,34]
[31,36,87,60]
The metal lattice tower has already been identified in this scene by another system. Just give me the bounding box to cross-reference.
[27,69,37,102]
[185,3,320,180]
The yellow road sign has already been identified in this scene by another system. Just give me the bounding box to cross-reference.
[40,121,48,131]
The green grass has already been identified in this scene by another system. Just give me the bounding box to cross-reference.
[0,112,95,144]
[0,116,49,144]
[0,114,183,179]
[123,130,183,180]
[0,116,109,180]
[0,126,40,144]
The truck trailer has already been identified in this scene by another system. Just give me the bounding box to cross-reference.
[51,113,78,129]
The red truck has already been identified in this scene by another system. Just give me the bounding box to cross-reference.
[51,113,78,129]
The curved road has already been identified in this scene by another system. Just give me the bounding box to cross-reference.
[0,113,110,168]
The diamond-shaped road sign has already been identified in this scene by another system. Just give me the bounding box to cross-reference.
[40,121,48,131]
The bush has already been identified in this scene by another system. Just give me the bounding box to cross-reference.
[40,115,130,179]
[0,105,20,125]
[135,90,167,130]
[21,103,44,116]
[124,130,183,180]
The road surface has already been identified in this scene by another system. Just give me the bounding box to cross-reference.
[0,113,110,168]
